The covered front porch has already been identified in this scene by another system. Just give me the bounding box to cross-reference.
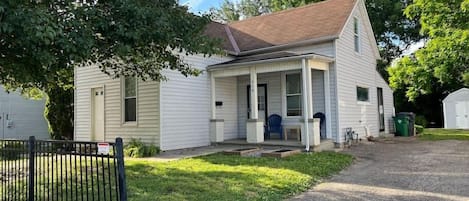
[208,52,335,150]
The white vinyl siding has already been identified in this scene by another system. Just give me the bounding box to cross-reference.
[215,77,238,140]
[74,65,160,145]
[160,55,232,150]
[0,86,49,140]
[335,1,394,141]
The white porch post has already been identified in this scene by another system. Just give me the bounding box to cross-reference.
[250,67,258,119]
[324,69,332,139]
[246,67,263,143]
[210,73,224,142]
[301,59,311,151]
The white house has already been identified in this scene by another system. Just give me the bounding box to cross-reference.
[74,0,394,150]
[443,88,469,129]
[0,86,49,140]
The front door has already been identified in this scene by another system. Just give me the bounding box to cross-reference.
[455,101,469,129]
[92,87,105,141]
[247,84,268,123]
[377,87,385,131]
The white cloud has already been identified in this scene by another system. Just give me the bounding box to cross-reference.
[402,40,425,56]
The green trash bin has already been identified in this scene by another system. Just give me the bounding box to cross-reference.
[394,116,410,136]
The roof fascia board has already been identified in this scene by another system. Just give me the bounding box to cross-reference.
[208,53,334,71]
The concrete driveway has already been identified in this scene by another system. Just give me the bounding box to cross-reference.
[289,137,469,201]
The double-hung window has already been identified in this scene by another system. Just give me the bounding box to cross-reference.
[354,17,360,53]
[286,73,302,116]
[124,77,137,122]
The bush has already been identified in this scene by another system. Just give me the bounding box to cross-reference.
[415,115,428,128]
[0,142,26,160]
[415,125,424,134]
[124,138,160,158]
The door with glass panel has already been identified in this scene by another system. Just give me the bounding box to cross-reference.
[247,84,268,123]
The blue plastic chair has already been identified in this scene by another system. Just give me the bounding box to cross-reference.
[265,114,283,140]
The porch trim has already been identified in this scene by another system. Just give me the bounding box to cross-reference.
[207,53,334,71]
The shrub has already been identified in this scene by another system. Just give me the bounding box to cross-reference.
[415,115,428,128]
[124,138,160,158]
[0,142,26,160]
[415,125,424,134]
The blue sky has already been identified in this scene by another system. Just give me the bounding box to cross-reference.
[179,0,226,14]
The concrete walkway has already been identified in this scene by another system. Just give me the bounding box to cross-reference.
[289,137,469,201]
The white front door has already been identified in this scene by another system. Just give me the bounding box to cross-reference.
[92,87,105,141]
[455,101,469,129]
[247,85,268,123]
[258,86,266,122]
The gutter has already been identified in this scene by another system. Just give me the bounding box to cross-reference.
[207,53,334,71]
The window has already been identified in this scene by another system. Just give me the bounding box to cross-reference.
[286,73,302,116]
[124,77,137,122]
[356,86,369,102]
[354,17,360,53]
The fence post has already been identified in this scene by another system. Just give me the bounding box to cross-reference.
[115,138,127,201]
[28,136,35,201]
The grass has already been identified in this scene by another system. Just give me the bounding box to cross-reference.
[419,128,469,141]
[126,152,353,201]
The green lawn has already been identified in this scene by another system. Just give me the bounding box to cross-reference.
[126,152,353,201]
[419,128,469,141]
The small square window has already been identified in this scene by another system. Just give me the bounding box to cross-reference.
[357,86,369,102]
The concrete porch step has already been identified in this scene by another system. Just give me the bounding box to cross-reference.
[217,139,338,152]
[312,139,336,152]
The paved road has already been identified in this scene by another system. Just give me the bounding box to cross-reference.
[289,138,469,201]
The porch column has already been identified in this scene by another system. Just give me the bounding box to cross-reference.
[324,69,332,139]
[210,73,224,142]
[301,59,311,150]
[246,67,263,143]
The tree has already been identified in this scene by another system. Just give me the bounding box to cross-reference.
[0,0,219,139]
[389,0,469,101]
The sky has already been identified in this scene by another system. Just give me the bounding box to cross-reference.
[179,0,226,14]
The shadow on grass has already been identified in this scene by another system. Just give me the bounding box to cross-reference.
[125,152,353,201]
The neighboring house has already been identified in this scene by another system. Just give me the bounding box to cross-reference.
[74,0,394,150]
[0,86,49,140]
[443,88,469,129]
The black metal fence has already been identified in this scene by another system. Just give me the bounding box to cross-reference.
[0,136,127,201]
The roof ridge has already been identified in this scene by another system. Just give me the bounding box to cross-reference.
[228,0,343,26]
[223,25,240,53]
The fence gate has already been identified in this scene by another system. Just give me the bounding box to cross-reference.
[0,137,127,201]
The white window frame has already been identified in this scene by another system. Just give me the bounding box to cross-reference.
[122,76,138,125]
[283,72,302,118]
[353,17,361,53]
[356,85,370,103]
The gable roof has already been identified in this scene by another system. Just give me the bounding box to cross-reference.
[205,0,357,55]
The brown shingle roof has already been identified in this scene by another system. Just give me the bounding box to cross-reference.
[206,0,357,53]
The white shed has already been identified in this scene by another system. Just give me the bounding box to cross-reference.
[443,88,469,129]
[0,86,49,139]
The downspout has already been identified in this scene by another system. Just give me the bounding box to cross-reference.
[302,58,310,152]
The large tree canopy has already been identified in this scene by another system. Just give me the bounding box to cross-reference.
[0,0,219,138]
[0,0,219,90]
[211,0,421,80]
[389,0,469,101]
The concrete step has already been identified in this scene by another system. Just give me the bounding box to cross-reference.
[312,139,336,152]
